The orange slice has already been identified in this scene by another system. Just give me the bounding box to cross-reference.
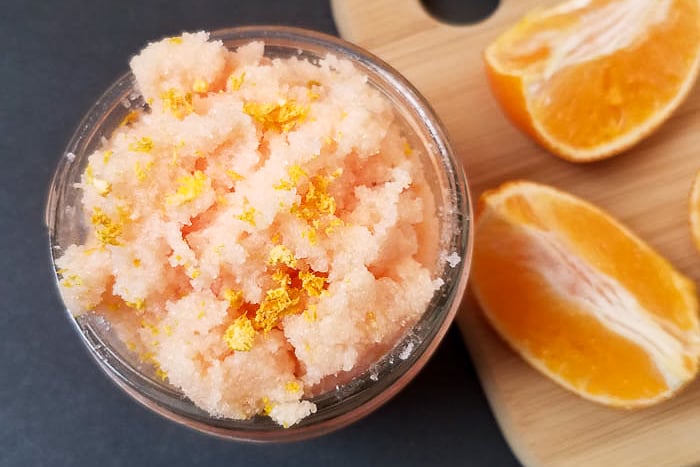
[692,170,700,251]
[471,180,700,407]
[484,0,700,162]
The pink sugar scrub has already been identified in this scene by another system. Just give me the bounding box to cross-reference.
[55,31,448,427]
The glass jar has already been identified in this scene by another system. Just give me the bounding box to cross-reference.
[45,26,472,441]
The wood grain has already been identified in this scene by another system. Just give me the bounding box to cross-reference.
[331,1,700,465]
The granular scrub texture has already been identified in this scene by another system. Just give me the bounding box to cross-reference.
[56,32,445,427]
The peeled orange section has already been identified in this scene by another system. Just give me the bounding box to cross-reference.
[485,0,700,161]
[692,171,700,252]
[471,181,700,407]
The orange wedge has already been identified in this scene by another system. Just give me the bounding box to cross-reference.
[484,0,700,162]
[471,181,700,407]
[692,170,700,251]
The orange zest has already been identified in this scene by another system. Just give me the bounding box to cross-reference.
[484,0,700,161]
[471,180,700,407]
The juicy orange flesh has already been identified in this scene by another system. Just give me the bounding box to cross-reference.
[504,191,697,332]
[492,0,700,150]
[473,209,669,400]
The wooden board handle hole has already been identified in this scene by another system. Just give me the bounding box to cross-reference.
[420,0,501,25]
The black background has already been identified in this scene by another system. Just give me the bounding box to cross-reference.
[1,1,518,465]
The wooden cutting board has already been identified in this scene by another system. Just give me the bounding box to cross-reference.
[332,1,700,466]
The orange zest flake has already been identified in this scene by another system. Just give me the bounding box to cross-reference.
[302,304,317,323]
[128,136,154,153]
[299,271,326,297]
[306,80,322,100]
[155,366,169,381]
[126,298,145,311]
[166,170,207,206]
[274,164,307,191]
[261,396,273,415]
[223,315,257,351]
[192,78,209,94]
[226,169,244,182]
[365,311,377,326]
[84,164,94,185]
[307,89,320,101]
[285,381,301,393]
[134,160,153,182]
[253,286,301,333]
[301,227,318,246]
[102,150,113,164]
[223,288,244,309]
[167,36,183,44]
[160,88,194,119]
[243,100,309,133]
[90,206,125,246]
[188,268,201,279]
[291,174,341,245]
[289,164,309,183]
[292,175,336,220]
[60,273,83,288]
[324,217,344,235]
[306,79,322,100]
[139,351,156,365]
[169,140,185,166]
[140,319,159,336]
[138,350,167,380]
[237,204,257,227]
[267,244,297,268]
[273,180,291,191]
[272,269,291,286]
[132,258,141,267]
[228,72,245,91]
[403,141,413,156]
[82,247,99,256]
[134,160,154,182]
[119,110,140,127]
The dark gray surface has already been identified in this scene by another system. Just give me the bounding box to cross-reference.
[1,1,519,465]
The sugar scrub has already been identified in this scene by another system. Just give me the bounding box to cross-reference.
[56,32,445,427]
